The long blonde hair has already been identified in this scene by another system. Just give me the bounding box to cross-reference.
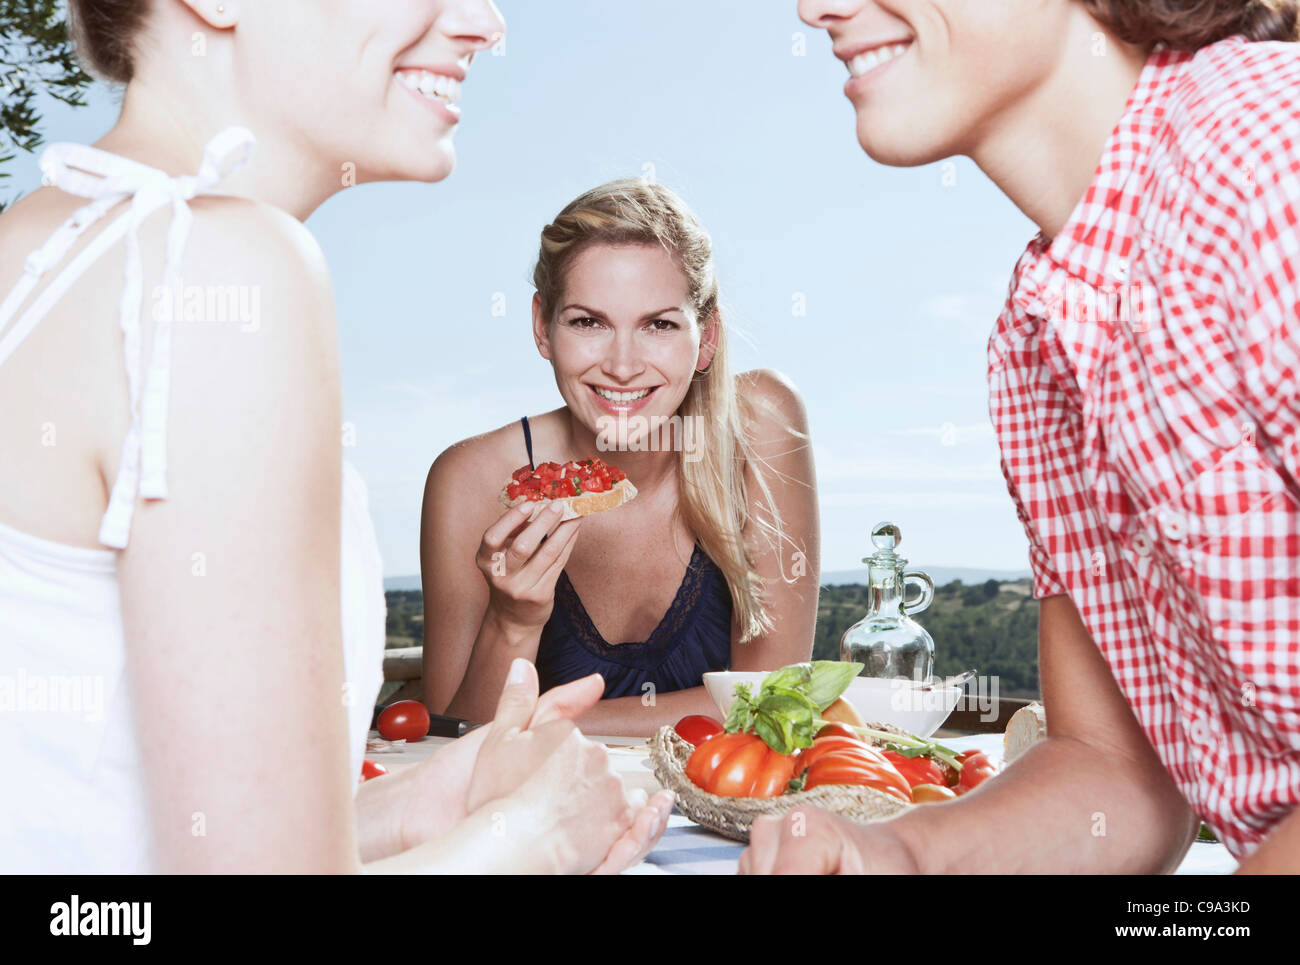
[532,179,780,641]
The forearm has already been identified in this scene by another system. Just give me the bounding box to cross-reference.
[354,775,406,863]
[572,686,720,738]
[353,756,470,863]
[1235,805,1300,873]
[887,734,1198,874]
[444,610,541,722]
[363,795,557,874]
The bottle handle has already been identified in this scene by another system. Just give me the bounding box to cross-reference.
[902,571,934,614]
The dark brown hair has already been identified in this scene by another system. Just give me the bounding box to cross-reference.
[68,1,151,85]
[1080,0,1299,49]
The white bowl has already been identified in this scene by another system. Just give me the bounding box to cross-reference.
[702,671,962,738]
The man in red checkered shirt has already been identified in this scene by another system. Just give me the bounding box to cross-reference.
[744,1,1300,873]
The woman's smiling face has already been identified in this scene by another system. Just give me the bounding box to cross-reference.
[534,243,716,451]
[795,0,1074,165]
[235,0,505,186]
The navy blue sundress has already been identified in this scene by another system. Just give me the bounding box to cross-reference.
[516,417,732,697]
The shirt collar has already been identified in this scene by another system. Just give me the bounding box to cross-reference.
[1008,43,1200,323]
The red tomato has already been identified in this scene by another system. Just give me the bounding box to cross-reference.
[684,732,799,798]
[376,700,430,742]
[685,732,750,786]
[795,736,886,776]
[802,758,913,803]
[360,759,387,782]
[710,738,770,796]
[674,715,724,746]
[882,750,947,789]
[509,458,627,501]
[816,722,860,741]
[958,750,997,792]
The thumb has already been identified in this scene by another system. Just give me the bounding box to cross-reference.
[530,672,604,728]
[489,657,540,736]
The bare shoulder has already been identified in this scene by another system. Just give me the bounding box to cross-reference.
[425,412,558,514]
[421,413,553,570]
[430,419,521,485]
[736,368,810,445]
[179,195,332,295]
[160,197,339,399]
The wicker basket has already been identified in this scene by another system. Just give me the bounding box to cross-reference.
[649,725,912,843]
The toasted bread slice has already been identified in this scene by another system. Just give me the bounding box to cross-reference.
[499,477,638,521]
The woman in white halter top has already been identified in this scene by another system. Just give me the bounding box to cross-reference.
[0,0,669,873]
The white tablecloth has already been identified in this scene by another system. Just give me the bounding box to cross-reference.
[370,730,1238,874]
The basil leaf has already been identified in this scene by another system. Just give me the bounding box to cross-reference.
[762,663,813,695]
[763,687,819,717]
[805,660,864,711]
[723,683,754,733]
[758,693,814,746]
[753,712,789,755]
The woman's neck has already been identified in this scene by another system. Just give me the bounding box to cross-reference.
[968,22,1152,240]
[93,73,341,222]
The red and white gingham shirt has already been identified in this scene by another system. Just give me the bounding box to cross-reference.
[989,36,1300,860]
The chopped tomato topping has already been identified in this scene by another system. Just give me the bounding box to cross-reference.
[507,457,628,501]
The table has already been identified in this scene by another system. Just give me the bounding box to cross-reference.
[367,730,1238,874]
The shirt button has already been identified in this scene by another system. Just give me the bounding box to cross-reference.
[1160,512,1186,542]
[1110,262,1128,280]
[1132,531,1153,556]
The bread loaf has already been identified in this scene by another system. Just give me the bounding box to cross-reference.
[1003,702,1047,763]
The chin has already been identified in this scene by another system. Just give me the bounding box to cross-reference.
[855,120,950,169]
[377,134,457,183]
[409,147,457,184]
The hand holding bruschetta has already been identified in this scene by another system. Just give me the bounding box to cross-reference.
[475,501,583,633]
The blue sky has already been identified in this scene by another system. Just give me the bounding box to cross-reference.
[8,0,1043,578]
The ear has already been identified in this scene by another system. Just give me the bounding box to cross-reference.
[696,309,720,372]
[177,0,238,28]
[532,292,553,361]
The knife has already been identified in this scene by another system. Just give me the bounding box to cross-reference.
[427,712,483,738]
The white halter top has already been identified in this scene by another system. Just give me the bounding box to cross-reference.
[0,126,386,872]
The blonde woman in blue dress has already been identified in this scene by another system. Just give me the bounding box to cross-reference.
[0,0,668,873]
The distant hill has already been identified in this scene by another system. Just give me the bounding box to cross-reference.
[385,565,1032,593]
[386,573,1042,700]
[820,565,1031,587]
[815,577,1040,698]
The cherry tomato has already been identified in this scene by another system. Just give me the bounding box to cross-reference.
[815,722,860,741]
[910,782,958,803]
[958,750,998,792]
[359,759,388,782]
[684,732,799,798]
[376,700,430,742]
[882,750,947,789]
[674,715,724,746]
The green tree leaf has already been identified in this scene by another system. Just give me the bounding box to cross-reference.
[1,0,96,211]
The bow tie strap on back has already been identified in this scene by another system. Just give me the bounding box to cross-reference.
[19,126,257,548]
[101,126,255,548]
